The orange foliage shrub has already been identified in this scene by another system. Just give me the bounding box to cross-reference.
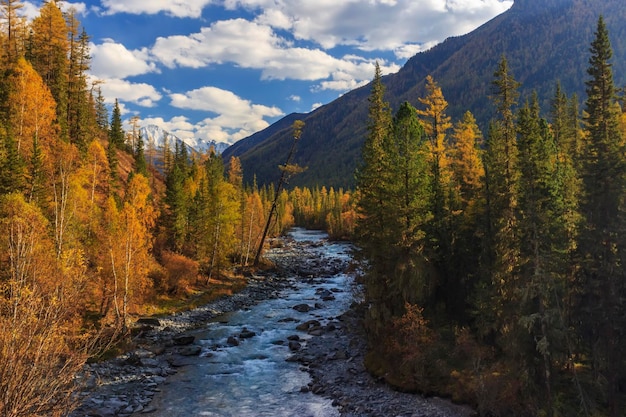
[385,303,440,390]
[161,251,199,295]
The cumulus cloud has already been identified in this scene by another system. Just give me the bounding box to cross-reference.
[150,18,400,91]
[99,0,214,18]
[169,86,284,144]
[63,2,88,16]
[91,40,158,79]
[230,0,513,57]
[98,78,162,107]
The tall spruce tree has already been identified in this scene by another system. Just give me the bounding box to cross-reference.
[577,16,626,416]
[476,55,521,336]
[355,62,395,271]
[108,99,124,149]
[354,63,397,331]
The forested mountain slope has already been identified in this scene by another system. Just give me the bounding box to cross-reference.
[222,0,626,189]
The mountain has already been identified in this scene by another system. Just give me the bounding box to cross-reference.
[222,0,626,190]
[140,124,230,156]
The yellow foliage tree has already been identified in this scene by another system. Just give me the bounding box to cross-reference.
[8,57,58,157]
[105,174,157,329]
[0,193,88,417]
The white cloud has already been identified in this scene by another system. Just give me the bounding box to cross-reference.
[289,95,301,102]
[19,2,41,20]
[150,18,400,91]
[98,78,162,107]
[99,0,214,18]
[227,0,512,57]
[91,40,158,79]
[62,2,88,16]
[169,86,284,144]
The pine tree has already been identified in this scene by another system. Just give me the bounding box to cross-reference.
[0,130,24,194]
[66,14,92,152]
[134,130,148,177]
[515,94,566,409]
[93,85,108,132]
[0,0,25,66]
[29,0,69,141]
[448,111,485,319]
[476,56,520,336]
[108,99,124,149]
[354,62,395,268]
[416,75,455,310]
[577,17,626,416]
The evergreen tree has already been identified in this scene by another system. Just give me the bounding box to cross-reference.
[577,17,626,416]
[354,63,397,330]
[389,101,432,307]
[108,99,124,149]
[0,130,24,194]
[66,16,92,152]
[93,85,108,132]
[448,111,485,320]
[477,55,520,336]
[0,0,25,66]
[515,94,565,409]
[163,145,189,253]
[29,0,69,141]
[354,62,395,270]
[134,131,148,177]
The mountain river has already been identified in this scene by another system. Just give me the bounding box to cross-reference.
[146,228,353,417]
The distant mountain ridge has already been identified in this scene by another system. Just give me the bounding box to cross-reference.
[222,0,626,189]
[140,124,230,156]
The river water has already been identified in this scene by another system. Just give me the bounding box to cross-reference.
[147,228,354,417]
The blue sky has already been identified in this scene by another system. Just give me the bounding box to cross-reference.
[22,0,513,145]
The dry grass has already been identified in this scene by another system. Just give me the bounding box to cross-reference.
[138,273,247,317]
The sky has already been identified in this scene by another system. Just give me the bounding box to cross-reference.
[21,0,513,145]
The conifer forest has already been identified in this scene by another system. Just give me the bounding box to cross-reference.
[0,1,625,416]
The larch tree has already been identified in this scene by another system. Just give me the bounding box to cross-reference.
[417,75,453,226]
[416,75,455,313]
[106,174,157,330]
[448,110,485,319]
[66,12,92,152]
[8,57,57,158]
[29,0,69,141]
[0,0,26,66]
[0,193,88,417]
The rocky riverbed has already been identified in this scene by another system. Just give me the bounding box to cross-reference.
[71,233,474,417]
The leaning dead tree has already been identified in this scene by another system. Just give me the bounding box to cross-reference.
[254,120,306,266]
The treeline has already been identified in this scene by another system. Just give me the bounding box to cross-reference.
[0,2,356,415]
[355,17,626,417]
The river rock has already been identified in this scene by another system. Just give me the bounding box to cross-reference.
[288,341,302,351]
[136,317,161,327]
[292,303,312,313]
[296,319,320,331]
[172,335,195,346]
[227,336,239,346]
[178,345,201,356]
[239,328,256,339]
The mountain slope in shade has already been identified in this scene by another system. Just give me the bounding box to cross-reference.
[222,0,626,190]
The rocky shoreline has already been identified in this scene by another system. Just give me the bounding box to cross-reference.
[71,235,475,417]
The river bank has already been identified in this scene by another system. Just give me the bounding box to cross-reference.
[71,231,474,417]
